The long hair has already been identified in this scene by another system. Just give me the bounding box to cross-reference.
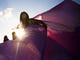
[20,11,29,22]
[20,11,29,28]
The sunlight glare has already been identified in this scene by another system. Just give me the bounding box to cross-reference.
[16,29,25,39]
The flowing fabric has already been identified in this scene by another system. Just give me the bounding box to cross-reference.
[0,25,47,60]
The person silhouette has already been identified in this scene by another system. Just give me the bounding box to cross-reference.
[19,11,47,30]
[3,35,9,42]
[20,11,29,28]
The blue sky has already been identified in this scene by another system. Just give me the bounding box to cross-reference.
[0,0,80,43]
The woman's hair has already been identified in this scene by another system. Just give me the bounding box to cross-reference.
[20,11,29,28]
[29,18,47,30]
[20,11,29,22]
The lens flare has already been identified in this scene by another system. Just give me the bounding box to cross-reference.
[16,29,24,37]
[15,28,29,40]
[15,29,25,40]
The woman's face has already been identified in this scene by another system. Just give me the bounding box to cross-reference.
[21,13,28,20]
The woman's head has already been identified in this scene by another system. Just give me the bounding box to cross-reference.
[20,11,29,23]
[20,11,29,28]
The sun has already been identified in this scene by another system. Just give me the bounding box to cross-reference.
[16,29,24,38]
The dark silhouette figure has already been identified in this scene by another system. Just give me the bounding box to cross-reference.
[12,32,17,40]
[20,11,29,28]
[4,35,9,42]
[20,11,47,30]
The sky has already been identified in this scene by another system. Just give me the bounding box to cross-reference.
[0,0,80,43]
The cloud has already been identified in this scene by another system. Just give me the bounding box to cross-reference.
[0,8,13,19]
[4,8,13,18]
[0,11,3,16]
